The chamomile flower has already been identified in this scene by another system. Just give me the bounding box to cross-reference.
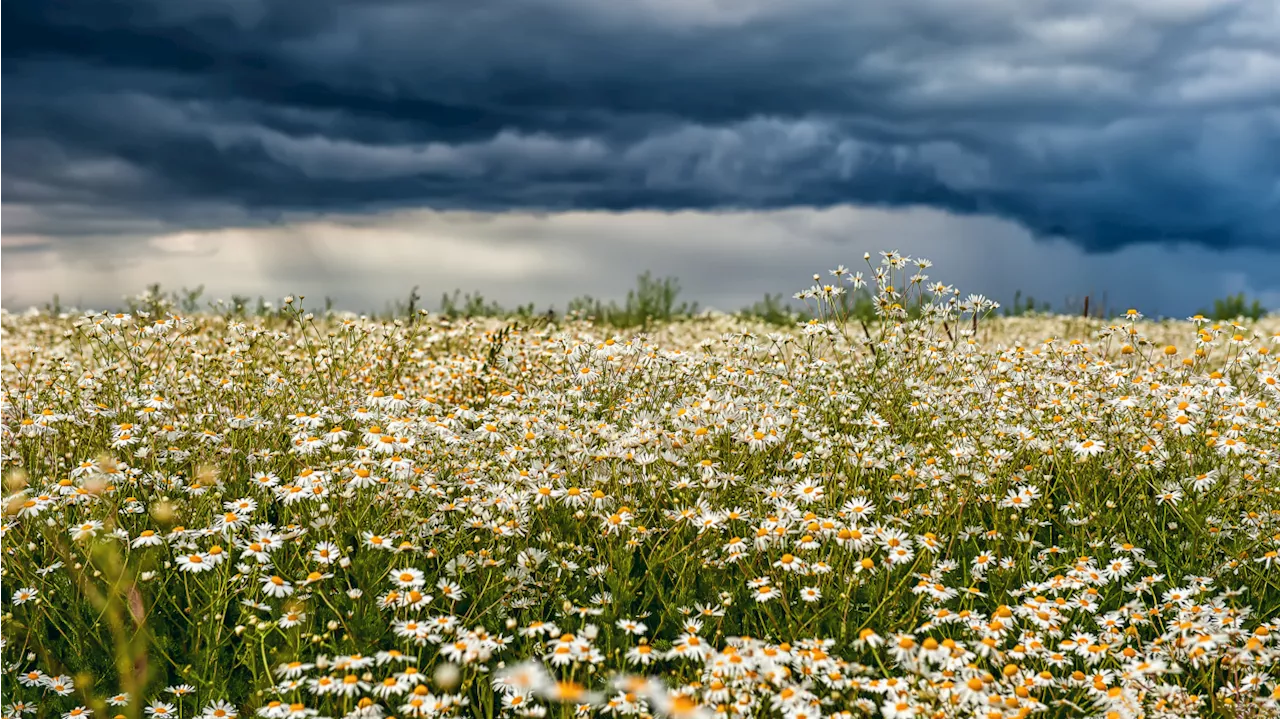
[261,575,294,598]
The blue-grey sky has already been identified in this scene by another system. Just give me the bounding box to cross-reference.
[3,0,1278,315]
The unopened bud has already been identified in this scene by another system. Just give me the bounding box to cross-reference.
[197,464,218,487]
[433,662,460,690]
[151,500,176,526]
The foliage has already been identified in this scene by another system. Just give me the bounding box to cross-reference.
[1002,290,1051,317]
[1199,292,1269,321]
[737,293,806,326]
[567,271,698,329]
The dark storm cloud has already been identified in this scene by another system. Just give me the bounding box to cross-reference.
[4,0,1278,250]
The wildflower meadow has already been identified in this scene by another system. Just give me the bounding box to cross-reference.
[3,252,1279,719]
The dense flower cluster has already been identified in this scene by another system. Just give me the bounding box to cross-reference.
[3,253,1279,719]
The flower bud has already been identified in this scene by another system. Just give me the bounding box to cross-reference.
[433,663,460,690]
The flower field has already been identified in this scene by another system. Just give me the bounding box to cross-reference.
[3,253,1280,719]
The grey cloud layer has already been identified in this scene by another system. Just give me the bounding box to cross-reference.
[4,0,1279,250]
[5,208,1280,318]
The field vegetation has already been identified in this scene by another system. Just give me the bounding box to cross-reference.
[3,252,1279,719]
